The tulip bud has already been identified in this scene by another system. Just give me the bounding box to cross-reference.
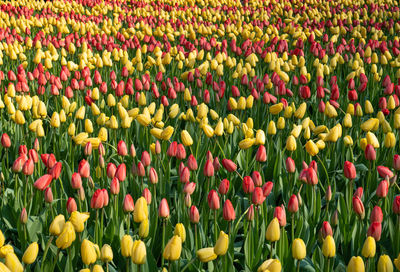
[139,219,149,239]
[262,181,274,197]
[130,144,136,158]
[362,236,376,258]
[266,218,280,242]
[174,223,186,243]
[252,187,265,205]
[243,176,255,194]
[149,167,158,184]
[347,256,365,272]
[292,238,306,260]
[370,206,383,223]
[44,187,53,203]
[84,142,92,156]
[256,145,267,162]
[344,161,356,180]
[320,221,333,239]
[207,190,220,210]
[71,173,82,189]
[117,140,128,156]
[81,239,97,265]
[203,160,214,177]
[78,186,86,201]
[274,205,287,227]
[133,197,148,223]
[20,207,27,224]
[352,196,365,219]
[286,157,296,173]
[67,197,77,214]
[378,255,393,272]
[142,188,152,205]
[394,154,400,171]
[1,133,11,148]
[322,235,336,258]
[189,206,200,223]
[367,222,382,241]
[121,235,133,257]
[101,244,113,263]
[5,252,23,272]
[214,231,229,256]
[376,179,389,198]
[196,247,217,263]
[78,159,90,178]
[123,194,134,213]
[325,185,332,202]
[221,159,237,172]
[377,166,394,179]
[110,177,120,195]
[22,242,39,264]
[365,144,376,161]
[158,198,170,218]
[330,210,339,226]
[288,194,299,213]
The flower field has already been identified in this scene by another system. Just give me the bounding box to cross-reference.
[1,0,400,271]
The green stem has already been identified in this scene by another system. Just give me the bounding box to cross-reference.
[126,214,131,235]
[195,224,198,251]
[162,219,166,267]
[41,236,54,271]
[181,257,197,272]
[291,214,295,240]
[214,210,218,243]
[297,260,300,272]
[51,248,61,271]
[100,208,104,246]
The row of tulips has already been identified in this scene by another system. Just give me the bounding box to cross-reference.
[1,0,400,271]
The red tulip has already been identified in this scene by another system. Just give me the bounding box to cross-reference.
[247,204,255,221]
[320,221,333,239]
[91,189,105,209]
[188,154,198,171]
[28,149,39,163]
[365,144,376,161]
[20,208,27,224]
[377,166,394,178]
[78,159,90,178]
[376,179,389,198]
[223,199,236,221]
[213,157,220,172]
[142,188,152,204]
[22,158,34,176]
[206,151,213,162]
[286,157,296,173]
[44,187,53,203]
[306,168,318,185]
[176,144,186,160]
[115,163,126,182]
[49,162,62,180]
[18,145,27,156]
[34,174,53,191]
[243,176,255,194]
[180,167,190,183]
[110,177,120,195]
[218,179,230,195]
[136,162,145,177]
[353,187,363,199]
[203,160,214,177]
[393,195,400,214]
[70,173,82,189]
[344,161,356,180]
[159,198,170,218]
[256,145,267,162]
[221,159,237,172]
[252,171,262,187]
[252,187,265,205]
[207,190,220,210]
[262,181,274,197]
[274,205,287,227]
[394,155,400,171]
[189,206,200,223]
[106,163,117,179]
[33,138,40,151]
[352,196,365,219]
[1,133,11,148]
[167,141,177,157]
[149,167,158,184]
[367,222,382,241]
[288,194,299,213]
[370,206,383,223]
[67,197,77,214]
[325,185,332,202]
[117,140,128,156]
[141,151,151,167]
[102,189,109,207]
[123,194,134,212]
[184,182,196,195]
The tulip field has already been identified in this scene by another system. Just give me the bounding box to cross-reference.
[2,0,400,271]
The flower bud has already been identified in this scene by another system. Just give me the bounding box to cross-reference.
[20,207,27,224]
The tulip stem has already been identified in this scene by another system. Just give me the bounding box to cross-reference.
[95,210,99,244]
[291,214,295,240]
[296,260,300,272]
[270,241,274,259]
[126,214,130,235]
[162,219,166,267]
[194,223,198,251]
[365,258,369,272]
[214,210,218,243]
[68,247,72,270]
[52,248,61,271]
[181,257,196,272]
[41,236,54,271]
[100,208,104,246]
[126,258,129,272]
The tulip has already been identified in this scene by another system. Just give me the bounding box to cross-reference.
[252,187,265,205]
[207,190,220,210]
[22,242,39,265]
[378,255,393,272]
[393,196,400,214]
[67,197,77,214]
[394,253,400,270]
[0,229,4,247]
[81,239,97,265]
[203,159,214,177]
[286,157,296,173]
[106,163,117,179]
[221,159,237,172]
[189,206,200,223]
[352,196,365,219]
[266,218,280,242]
[365,144,376,161]
[394,155,400,171]
[5,253,23,272]
[223,199,236,221]
[133,197,148,223]
[292,238,306,260]
[181,130,193,146]
[214,231,229,256]
[196,248,217,262]
[110,178,120,195]
[256,145,267,162]
[91,189,105,209]
[33,174,52,191]
[174,223,186,243]
[263,181,274,197]
[377,166,394,179]
[117,140,128,156]
[56,221,76,249]
[71,173,82,189]
[1,133,11,148]
[115,163,126,182]
[142,188,152,205]
[159,198,170,218]
[20,208,27,224]
[257,259,282,272]
[274,206,287,227]
[50,215,65,236]
[321,221,333,239]
[371,206,383,223]
[362,236,376,258]
[344,161,356,180]
[101,244,113,263]
[322,235,336,258]
[288,195,299,213]
[188,154,198,171]
[163,235,182,261]
[121,235,133,258]
[78,159,90,178]
[70,211,90,233]
[139,219,149,239]
[123,194,134,213]
[367,222,382,241]
[347,256,365,272]
[243,176,255,194]
[377,179,389,198]
[131,240,146,265]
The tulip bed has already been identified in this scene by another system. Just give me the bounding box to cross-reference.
[1,0,400,271]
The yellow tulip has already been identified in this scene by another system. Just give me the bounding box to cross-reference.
[49,215,65,236]
[101,244,113,263]
[131,240,146,265]
[75,106,85,120]
[361,236,376,258]
[92,264,104,272]
[257,259,282,272]
[163,235,182,261]
[266,218,280,242]
[0,245,14,259]
[15,110,25,125]
[133,197,148,223]
[22,242,39,264]
[5,253,23,272]
[214,231,229,256]
[202,124,214,138]
[0,262,11,272]
[384,132,396,148]
[294,102,307,119]
[121,235,133,258]
[0,230,4,247]
[322,235,336,257]
[394,253,400,270]
[81,239,97,265]
[270,103,283,115]
[292,238,306,260]
[239,138,255,150]
[50,112,60,128]
[378,255,393,272]
[267,121,277,135]
[139,219,149,239]
[286,135,297,151]
[56,221,76,249]
[174,223,186,243]
[161,126,174,140]
[69,211,90,233]
[196,248,217,263]
[347,256,365,272]
[181,130,193,146]
[305,140,319,156]
[361,118,379,132]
